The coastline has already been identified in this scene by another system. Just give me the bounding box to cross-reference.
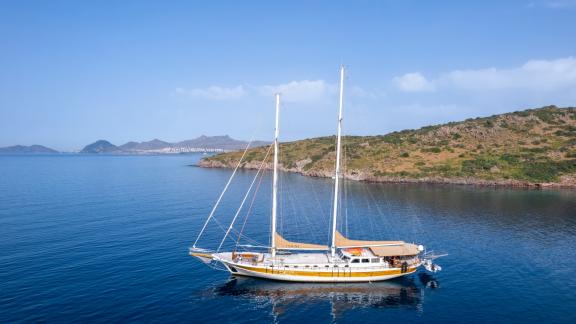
[198,159,576,189]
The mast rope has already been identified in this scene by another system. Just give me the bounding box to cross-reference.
[192,140,254,249]
[217,144,273,251]
[209,211,263,246]
[235,157,268,250]
[344,143,349,237]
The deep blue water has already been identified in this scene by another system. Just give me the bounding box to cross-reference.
[1,154,575,323]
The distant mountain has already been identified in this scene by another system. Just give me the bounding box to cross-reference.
[117,141,139,151]
[81,136,270,154]
[175,135,269,151]
[0,145,58,154]
[80,140,121,154]
[119,139,171,151]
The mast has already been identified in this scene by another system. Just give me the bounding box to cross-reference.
[330,66,345,258]
[271,93,280,259]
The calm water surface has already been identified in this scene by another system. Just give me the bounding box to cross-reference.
[1,154,575,323]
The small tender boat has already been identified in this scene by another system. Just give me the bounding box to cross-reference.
[190,66,444,282]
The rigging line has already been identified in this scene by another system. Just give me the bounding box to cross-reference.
[217,144,272,252]
[289,177,319,243]
[235,158,267,250]
[365,184,392,238]
[308,180,327,242]
[234,146,271,248]
[304,181,325,243]
[310,185,330,233]
[310,180,328,228]
[294,181,316,242]
[343,143,349,237]
[280,170,284,236]
[210,215,262,246]
[193,141,261,248]
[360,183,378,238]
[279,148,284,237]
[284,172,297,237]
[286,175,307,242]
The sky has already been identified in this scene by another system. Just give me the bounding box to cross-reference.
[1,0,575,151]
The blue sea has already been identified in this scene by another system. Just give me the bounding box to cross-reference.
[1,154,575,323]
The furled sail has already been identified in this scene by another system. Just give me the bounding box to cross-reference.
[335,231,420,256]
[274,232,329,250]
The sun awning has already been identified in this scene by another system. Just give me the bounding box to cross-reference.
[275,232,329,250]
[369,244,420,257]
[335,231,404,247]
[334,231,420,256]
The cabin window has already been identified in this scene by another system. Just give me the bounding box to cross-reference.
[334,265,338,268]
[305,265,310,268]
[361,259,370,263]
[344,265,349,268]
[351,259,360,263]
[371,258,380,263]
[294,265,298,268]
[313,265,318,268]
[325,265,330,268]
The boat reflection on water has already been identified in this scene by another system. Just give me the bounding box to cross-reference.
[211,274,439,319]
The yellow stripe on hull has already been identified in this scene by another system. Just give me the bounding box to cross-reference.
[226,263,418,283]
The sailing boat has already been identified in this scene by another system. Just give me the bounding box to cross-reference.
[190,66,444,282]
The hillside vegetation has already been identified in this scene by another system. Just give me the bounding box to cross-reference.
[200,106,576,187]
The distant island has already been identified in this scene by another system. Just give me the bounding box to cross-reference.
[80,135,269,154]
[0,145,59,154]
[200,106,576,188]
[0,135,269,155]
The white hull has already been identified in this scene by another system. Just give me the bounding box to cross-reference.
[218,260,419,283]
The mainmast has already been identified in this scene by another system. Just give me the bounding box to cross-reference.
[271,93,280,259]
[330,66,345,258]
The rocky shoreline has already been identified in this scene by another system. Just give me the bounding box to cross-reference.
[198,158,576,189]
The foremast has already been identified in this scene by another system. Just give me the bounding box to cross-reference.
[271,93,280,259]
[330,66,345,258]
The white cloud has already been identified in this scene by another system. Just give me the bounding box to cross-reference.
[174,79,374,103]
[174,85,245,100]
[543,0,576,8]
[256,80,337,103]
[392,57,576,93]
[393,72,435,92]
[526,0,576,8]
[440,57,576,91]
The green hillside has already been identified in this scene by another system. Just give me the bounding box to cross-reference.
[200,106,576,187]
